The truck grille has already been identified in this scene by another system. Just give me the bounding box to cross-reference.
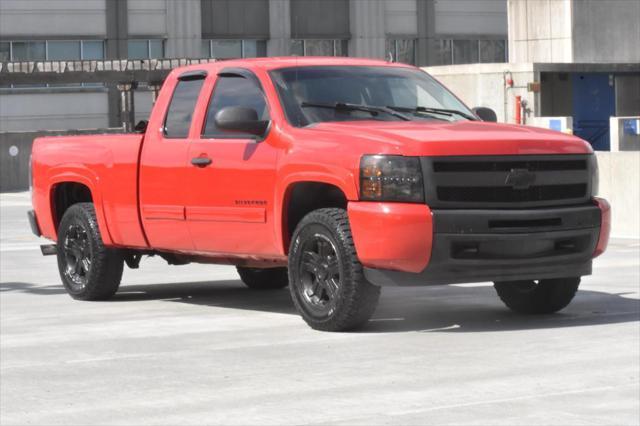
[421,155,594,209]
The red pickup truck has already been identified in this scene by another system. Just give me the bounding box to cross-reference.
[29,57,610,331]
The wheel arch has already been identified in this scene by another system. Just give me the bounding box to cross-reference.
[278,178,352,254]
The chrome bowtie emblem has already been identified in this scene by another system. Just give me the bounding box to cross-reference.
[505,168,536,190]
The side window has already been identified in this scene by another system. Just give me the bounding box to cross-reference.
[164,78,205,138]
[203,75,269,138]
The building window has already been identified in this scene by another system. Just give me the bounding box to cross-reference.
[386,39,417,65]
[201,39,267,59]
[290,39,348,57]
[128,39,165,60]
[0,40,105,61]
[432,39,507,65]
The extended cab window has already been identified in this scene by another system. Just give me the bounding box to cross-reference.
[203,75,269,138]
[164,77,205,138]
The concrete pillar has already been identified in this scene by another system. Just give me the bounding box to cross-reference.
[105,0,128,59]
[117,83,137,131]
[349,0,386,59]
[165,0,202,58]
[416,0,436,66]
[268,0,291,56]
[149,83,163,105]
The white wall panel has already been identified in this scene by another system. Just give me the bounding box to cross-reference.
[0,0,106,37]
[0,92,109,132]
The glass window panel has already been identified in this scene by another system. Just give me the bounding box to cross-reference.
[202,40,212,57]
[434,39,453,65]
[335,40,348,57]
[290,39,304,56]
[82,40,104,60]
[149,39,164,58]
[395,39,416,65]
[243,40,258,58]
[452,40,478,65]
[211,40,241,59]
[203,75,268,138]
[12,41,46,61]
[47,41,81,60]
[128,40,149,59]
[304,39,334,56]
[385,39,395,62]
[164,78,205,138]
[479,39,506,63]
[0,42,10,61]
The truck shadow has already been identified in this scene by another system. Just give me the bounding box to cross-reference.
[115,280,639,333]
[2,280,638,333]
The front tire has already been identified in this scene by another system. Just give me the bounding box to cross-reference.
[56,203,124,301]
[288,208,380,331]
[236,267,288,290]
[494,278,581,314]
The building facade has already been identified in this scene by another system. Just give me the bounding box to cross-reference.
[0,0,508,131]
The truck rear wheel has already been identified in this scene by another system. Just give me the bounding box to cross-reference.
[56,203,124,301]
[288,208,380,331]
[236,267,288,290]
[494,278,580,314]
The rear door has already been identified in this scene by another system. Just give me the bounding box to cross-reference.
[139,71,207,251]
[186,69,280,255]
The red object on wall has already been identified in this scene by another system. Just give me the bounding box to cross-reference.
[515,95,522,125]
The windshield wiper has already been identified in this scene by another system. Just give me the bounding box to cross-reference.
[301,102,411,121]
[387,105,477,121]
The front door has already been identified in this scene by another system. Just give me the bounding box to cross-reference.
[139,73,206,251]
[186,71,279,255]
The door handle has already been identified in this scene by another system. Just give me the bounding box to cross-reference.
[191,157,212,168]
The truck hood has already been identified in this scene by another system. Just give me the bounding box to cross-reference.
[305,120,593,156]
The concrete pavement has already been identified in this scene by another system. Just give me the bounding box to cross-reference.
[1,192,639,425]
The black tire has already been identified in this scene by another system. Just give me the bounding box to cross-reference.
[56,203,124,301]
[236,266,289,290]
[494,277,581,314]
[288,208,380,331]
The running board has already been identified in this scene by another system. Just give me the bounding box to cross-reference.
[40,244,57,256]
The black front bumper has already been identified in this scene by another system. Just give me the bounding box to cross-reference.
[364,204,600,286]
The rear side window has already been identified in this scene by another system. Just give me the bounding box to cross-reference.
[164,78,205,138]
[202,75,269,138]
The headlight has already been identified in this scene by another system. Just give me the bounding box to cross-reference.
[360,155,424,203]
[589,154,599,196]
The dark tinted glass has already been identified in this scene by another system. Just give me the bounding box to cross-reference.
[270,66,473,127]
[164,78,204,138]
[203,76,269,138]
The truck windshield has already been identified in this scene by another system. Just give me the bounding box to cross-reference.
[269,66,475,127]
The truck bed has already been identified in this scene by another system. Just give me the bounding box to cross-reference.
[31,133,148,248]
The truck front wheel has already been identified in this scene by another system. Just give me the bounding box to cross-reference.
[288,208,380,331]
[56,203,124,301]
[494,278,580,314]
[236,267,288,290]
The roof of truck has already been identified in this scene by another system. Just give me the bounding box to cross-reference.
[175,56,416,74]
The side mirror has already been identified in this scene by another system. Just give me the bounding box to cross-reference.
[472,107,498,122]
[214,106,269,138]
[134,120,148,133]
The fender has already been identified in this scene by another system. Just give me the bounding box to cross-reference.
[274,171,358,254]
[45,168,114,246]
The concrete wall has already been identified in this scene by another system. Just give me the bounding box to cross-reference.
[423,63,535,124]
[508,0,573,63]
[384,0,417,36]
[0,91,110,132]
[128,0,166,36]
[572,0,640,63]
[0,0,107,37]
[436,0,507,36]
[596,151,640,238]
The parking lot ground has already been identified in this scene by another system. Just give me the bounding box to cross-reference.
[1,191,639,425]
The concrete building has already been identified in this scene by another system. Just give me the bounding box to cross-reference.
[0,0,508,131]
[426,0,640,151]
